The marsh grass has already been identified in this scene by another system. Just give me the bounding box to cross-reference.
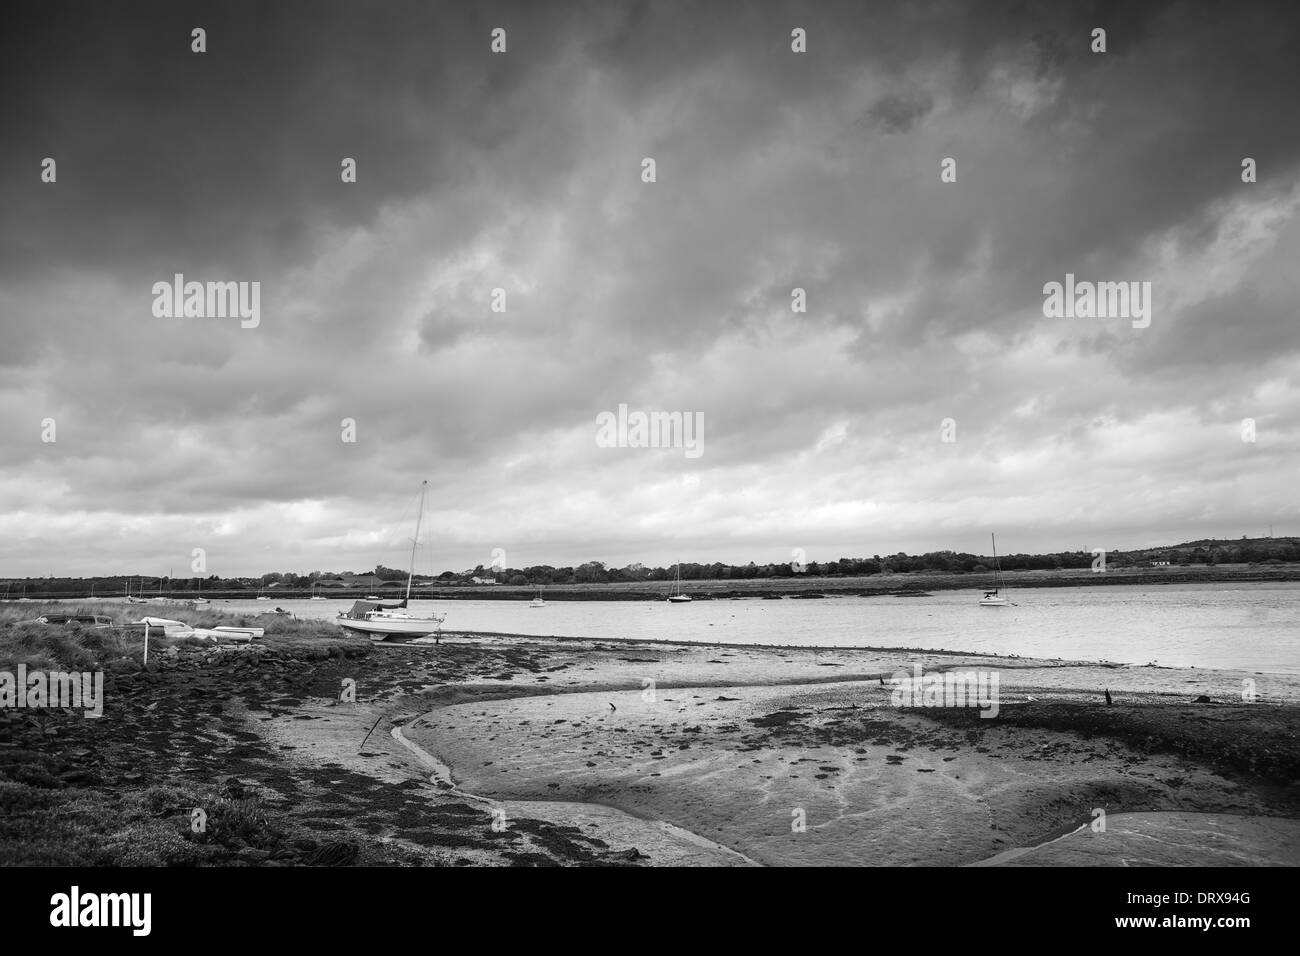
[0,602,367,669]
[0,776,290,866]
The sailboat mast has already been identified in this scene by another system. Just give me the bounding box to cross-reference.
[406,480,428,603]
[991,533,1004,591]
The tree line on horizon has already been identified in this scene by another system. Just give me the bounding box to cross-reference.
[6,536,1298,593]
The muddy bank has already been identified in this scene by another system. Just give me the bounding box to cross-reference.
[3,629,1297,866]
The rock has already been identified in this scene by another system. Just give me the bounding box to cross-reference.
[619,847,646,861]
[58,769,99,785]
[1193,695,1213,704]
[235,848,272,864]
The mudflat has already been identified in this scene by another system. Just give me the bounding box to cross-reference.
[3,624,1296,866]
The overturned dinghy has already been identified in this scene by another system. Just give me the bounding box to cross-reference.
[132,616,195,637]
[210,625,264,641]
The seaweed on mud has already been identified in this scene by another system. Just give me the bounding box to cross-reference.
[913,702,1300,786]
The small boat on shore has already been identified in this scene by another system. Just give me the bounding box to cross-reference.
[212,625,264,640]
[132,616,194,636]
[337,481,447,641]
[36,614,113,628]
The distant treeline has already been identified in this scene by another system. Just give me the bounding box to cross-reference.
[5,537,1297,593]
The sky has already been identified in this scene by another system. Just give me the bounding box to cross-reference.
[1,0,1298,578]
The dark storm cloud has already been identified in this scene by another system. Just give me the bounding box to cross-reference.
[1,0,1298,574]
[861,89,934,134]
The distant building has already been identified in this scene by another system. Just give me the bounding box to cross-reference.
[470,576,499,585]
[1150,560,1171,566]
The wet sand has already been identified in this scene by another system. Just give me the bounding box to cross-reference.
[402,638,1300,866]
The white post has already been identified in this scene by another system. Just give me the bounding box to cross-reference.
[143,621,150,667]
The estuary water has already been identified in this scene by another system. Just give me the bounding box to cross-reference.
[214,582,1300,674]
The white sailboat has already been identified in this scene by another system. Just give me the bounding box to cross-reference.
[979,533,1011,606]
[336,481,447,641]
[309,583,327,601]
[530,585,545,608]
[126,577,149,604]
[667,562,692,603]
[189,578,210,606]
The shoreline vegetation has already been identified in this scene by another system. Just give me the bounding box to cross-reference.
[2,601,1298,867]
[5,561,1300,603]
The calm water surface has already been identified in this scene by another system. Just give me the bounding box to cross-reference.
[204,582,1300,674]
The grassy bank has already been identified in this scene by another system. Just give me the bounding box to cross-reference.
[0,614,642,866]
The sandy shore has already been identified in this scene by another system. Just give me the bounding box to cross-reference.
[401,637,1300,866]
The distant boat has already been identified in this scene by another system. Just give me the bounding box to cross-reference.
[149,575,172,604]
[530,585,545,608]
[189,578,210,606]
[980,533,1011,606]
[125,577,149,604]
[256,586,271,601]
[337,481,447,641]
[310,583,327,601]
[667,562,692,603]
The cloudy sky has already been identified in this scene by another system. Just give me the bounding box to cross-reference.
[2,0,1298,578]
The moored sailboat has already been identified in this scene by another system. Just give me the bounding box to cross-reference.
[125,577,149,604]
[980,533,1011,606]
[336,481,447,641]
[667,561,692,603]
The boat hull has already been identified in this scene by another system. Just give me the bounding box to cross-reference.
[337,616,445,640]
